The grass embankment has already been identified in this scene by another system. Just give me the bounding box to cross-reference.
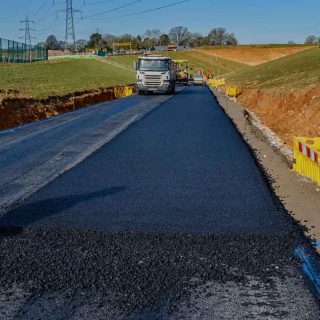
[108,50,246,75]
[226,48,320,147]
[198,46,313,66]
[228,47,320,88]
[0,58,136,130]
[0,58,135,99]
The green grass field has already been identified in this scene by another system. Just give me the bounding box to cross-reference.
[0,58,135,99]
[108,55,138,67]
[2,46,315,100]
[227,47,320,88]
[108,50,246,75]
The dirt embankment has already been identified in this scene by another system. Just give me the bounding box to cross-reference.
[200,47,312,66]
[0,86,136,130]
[236,84,320,148]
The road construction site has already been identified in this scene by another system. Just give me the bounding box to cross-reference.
[1,83,320,319]
[1,46,320,319]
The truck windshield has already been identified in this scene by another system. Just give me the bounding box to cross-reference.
[138,59,169,71]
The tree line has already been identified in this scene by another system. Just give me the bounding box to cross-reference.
[42,26,238,51]
[305,35,320,45]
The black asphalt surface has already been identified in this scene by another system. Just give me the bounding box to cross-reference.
[0,86,319,319]
[0,92,172,212]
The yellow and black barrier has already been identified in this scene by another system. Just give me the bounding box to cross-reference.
[293,137,320,186]
[207,78,226,88]
[114,86,135,99]
[226,85,238,98]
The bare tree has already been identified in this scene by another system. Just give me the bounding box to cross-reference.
[305,35,318,44]
[169,26,190,45]
[159,34,170,46]
[45,35,61,50]
[224,33,238,45]
[143,29,161,41]
[207,28,238,46]
[207,28,226,45]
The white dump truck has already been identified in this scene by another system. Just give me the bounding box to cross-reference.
[136,55,176,95]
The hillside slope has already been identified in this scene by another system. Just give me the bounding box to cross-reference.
[228,47,320,88]
[199,45,313,66]
[227,48,320,147]
[108,51,246,76]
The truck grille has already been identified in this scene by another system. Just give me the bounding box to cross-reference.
[144,75,162,87]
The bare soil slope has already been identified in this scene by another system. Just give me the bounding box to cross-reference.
[227,48,320,148]
[199,46,313,66]
[237,85,320,148]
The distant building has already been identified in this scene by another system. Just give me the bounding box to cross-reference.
[154,46,168,51]
[153,44,191,52]
[48,50,67,57]
[177,45,190,51]
[167,44,177,51]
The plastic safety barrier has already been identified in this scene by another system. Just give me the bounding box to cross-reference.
[113,86,134,99]
[207,78,226,88]
[226,85,238,98]
[293,137,320,186]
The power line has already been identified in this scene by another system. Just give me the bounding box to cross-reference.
[83,0,120,5]
[84,0,192,21]
[34,0,193,41]
[83,0,143,19]
[109,0,192,19]
[20,15,36,45]
[32,0,51,19]
[36,1,56,23]
[35,14,60,36]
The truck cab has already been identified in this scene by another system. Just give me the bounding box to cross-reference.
[136,55,176,95]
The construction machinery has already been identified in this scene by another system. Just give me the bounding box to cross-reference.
[174,60,189,85]
[136,55,176,95]
[193,67,205,85]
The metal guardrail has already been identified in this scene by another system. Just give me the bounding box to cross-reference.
[0,37,48,63]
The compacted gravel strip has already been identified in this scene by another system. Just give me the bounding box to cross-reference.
[0,228,318,319]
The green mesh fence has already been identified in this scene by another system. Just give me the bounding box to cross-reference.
[0,38,48,63]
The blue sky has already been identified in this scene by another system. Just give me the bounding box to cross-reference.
[0,0,319,44]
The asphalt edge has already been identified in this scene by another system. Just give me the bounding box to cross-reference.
[0,92,179,216]
[207,85,320,297]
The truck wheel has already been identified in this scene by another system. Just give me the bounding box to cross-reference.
[138,90,145,95]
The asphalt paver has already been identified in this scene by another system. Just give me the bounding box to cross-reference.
[0,86,319,319]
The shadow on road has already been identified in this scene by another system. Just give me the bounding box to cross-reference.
[0,187,126,228]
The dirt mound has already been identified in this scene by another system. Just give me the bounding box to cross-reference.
[199,47,312,66]
[0,86,136,130]
[237,84,320,148]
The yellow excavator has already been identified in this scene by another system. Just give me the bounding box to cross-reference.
[173,60,189,85]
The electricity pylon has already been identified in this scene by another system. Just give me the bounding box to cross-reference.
[60,0,82,50]
[20,15,35,45]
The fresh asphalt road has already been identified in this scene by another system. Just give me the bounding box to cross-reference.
[0,86,319,319]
